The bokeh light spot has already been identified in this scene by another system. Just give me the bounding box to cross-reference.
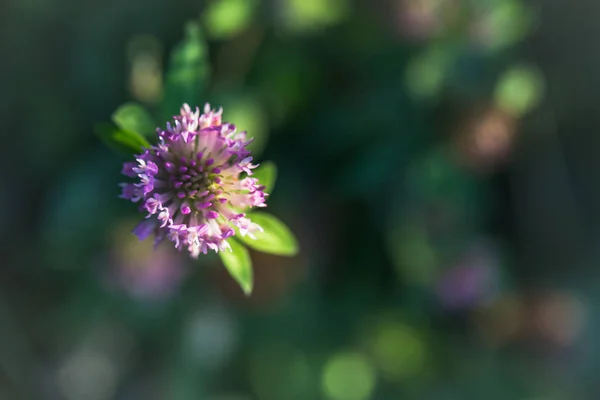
[387,223,438,286]
[370,322,426,380]
[203,0,256,39]
[282,0,349,33]
[471,0,535,51]
[127,35,163,104]
[58,350,117,400]
[533,291,588,346]
[494,65,544,117]
[405,47,449,100]
[322,352,376,400]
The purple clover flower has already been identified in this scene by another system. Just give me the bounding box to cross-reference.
[119,103,267,257]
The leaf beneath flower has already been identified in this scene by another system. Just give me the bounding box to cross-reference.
[95,123,150,155]
[252,161,277,194]
[219,238,254,295]
[112,102,156,137]
[238,212,299,256]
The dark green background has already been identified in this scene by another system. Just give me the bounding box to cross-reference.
[3,0,600,399]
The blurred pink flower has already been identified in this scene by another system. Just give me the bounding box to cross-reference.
[102,221,188,301]
[394,0,458,41]
[436,240,501,310]
[112,247,187,301]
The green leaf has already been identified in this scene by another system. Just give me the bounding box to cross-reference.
[253,161,277,194]
[112,102,156,137]
[161,22,209,120]
[219,238,253,295]
[238,212,299,256]
[95,122,150,155]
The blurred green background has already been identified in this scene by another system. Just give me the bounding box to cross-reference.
[3,0,600,399]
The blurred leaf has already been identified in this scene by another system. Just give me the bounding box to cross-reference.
[405,46,452,100]
[494,65,544,117]
[112,102,156,137]
[127,35,164,104]
[283,0,349,33]
[161,22,209,120]
[167,361,206,400]
[253,161,277,194]
[384,146,489,287]
[219,239,253,295]
[222,96,269,157]
[203,0,256,39]
[239,212,299,256]
[386,221,437,286]
[95,122,149,155]
[479,0,535,51]
[257,49,320,128]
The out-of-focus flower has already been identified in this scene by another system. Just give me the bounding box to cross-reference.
[529,291,587,347]
[120,104,267,257]
[103,220,187,301]
[110,243,187,302]
[437,265,490,309]
[394,0,459,41]
[453,106,517,172]
[436,239,501,310]
[473,290,588,349]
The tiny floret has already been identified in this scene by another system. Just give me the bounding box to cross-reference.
[120,103,266,257]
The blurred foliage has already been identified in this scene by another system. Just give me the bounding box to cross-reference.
[95,122,151,156]
[161,21,211,121]
[3,0,599,398]
[494,64,545,117]
[237,212,299,256]
[203,0,257,39]
[112,103,158,138]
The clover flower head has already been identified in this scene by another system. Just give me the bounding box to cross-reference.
[120,103,267,257]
